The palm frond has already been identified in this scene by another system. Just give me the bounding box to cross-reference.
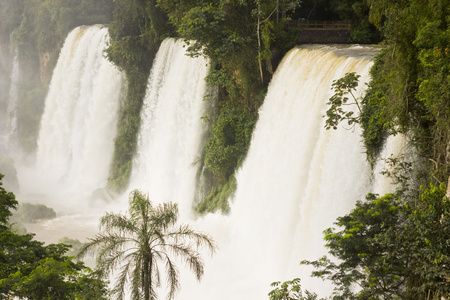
[152,255,161,288]
[162,252,180,300]
[100,212,138,236]
[77,232,130,262]
[129,190,153,220]
[151,202,178,231]
[163,243,204,281]
[163,224,217,255]
[113,256,137,300]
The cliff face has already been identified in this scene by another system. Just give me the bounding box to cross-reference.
[0,41,12,72]
[0,42,12,121]
[39,51,51,86]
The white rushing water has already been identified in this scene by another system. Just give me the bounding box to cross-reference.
[176,45,387,299]
[35,25,124,194]
[0,52,19,157]
[6,52,20,149]
[129,38,212,217]
[14,25,125,234]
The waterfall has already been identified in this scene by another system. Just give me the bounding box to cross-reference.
[7,30,405,297]
[35,25,124,193]
[130,38,212,216]
[176,45,386,299]
[0,52,19,156]
[6,53,19,149]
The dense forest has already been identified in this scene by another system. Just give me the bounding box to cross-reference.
[0,0,449,299]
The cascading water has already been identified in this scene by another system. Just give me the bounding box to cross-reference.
[6,53,19,149]
[129,38,212,216]
[0,52,19,157]
[175,45,391,299]
[12,25,125,242]
[5,27,404,298]
[35,25,124,194]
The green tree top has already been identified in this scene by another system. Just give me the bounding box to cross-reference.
[0,174,109,299]
[269,278,325,300]
[301,184,450,299]
[0,174,17,230]
[324,72,362,130]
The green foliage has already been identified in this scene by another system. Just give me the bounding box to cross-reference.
[4,258,109,300]
[302,184,450,299]
[79,190,216,300]
[32,0,112,55]
[362,0,450,182]
[0,174,18,230]
[106,0,161,74]
[268,278,324,300]
[413,17,450,177]
[324,72,362,130]
[0,0,24,44]
[204,107,257,183]
[0,158,19,194]
[108,71,147,192]
[58,237,84,257]
[359,53,391,162]
[0,175,109,299]
[329,0,381,44]
[196,175,235,215]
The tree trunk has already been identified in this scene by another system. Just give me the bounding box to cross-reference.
[143,256,151,300]
[256,0,264,84]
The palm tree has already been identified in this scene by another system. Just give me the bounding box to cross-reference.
[79,189,216,300]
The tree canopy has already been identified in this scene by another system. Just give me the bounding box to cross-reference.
[0,174,109,299]
[301,184,450,299]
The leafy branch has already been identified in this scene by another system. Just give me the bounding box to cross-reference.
[268,278,324,300]
[324,72,362,130]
